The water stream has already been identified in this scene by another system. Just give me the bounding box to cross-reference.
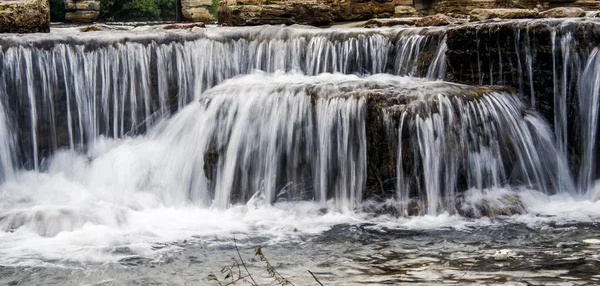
[0,22,599,285]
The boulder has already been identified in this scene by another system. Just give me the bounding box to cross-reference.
[470,8,539,21]
[394,5,418,17]
[415,13,456,26]
[455,190,526,218]
[65,0,100,23]
[540,7,586,18]
[0,0,50,33]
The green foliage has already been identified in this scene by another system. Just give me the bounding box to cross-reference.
[208,0,219,20]
[121,0,160,20]
[157,0,177,20]
[49,0,66,22]
[100,0,177,21]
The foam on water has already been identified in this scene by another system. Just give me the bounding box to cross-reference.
[0,72,598,268]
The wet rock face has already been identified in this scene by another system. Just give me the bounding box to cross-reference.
[0,0,50,33]
[454,190,525,218]
[65,0,100,23]
[445,20,600,179]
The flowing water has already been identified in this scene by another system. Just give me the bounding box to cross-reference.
[0,22,599,285]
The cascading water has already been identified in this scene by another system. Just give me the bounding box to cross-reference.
[0,26,445,169]
[446,18,600,194]
[1,21,600,284]
[578,48,600,195]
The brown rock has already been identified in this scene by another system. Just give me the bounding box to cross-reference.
[470,8,539,21]
[65,11,100,23]
[571,0,600,10]
[220,0,400,25]
[225,4,333,26]
[181,0,215,22]
[415,13,456,26]
[332,1,396,21]
[0,0,50,33]
[65,0,100,11]
[394,5,418,17]
[65,0,100,23]
[79,25,104,32]
[364,17,418,28]
[181,7,214,22]
[540,7,586,18]
[162,22,206,30]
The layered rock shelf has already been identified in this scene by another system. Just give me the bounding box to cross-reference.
[181,0,215,22]
[65,0,101,23]
[0,0,49,33]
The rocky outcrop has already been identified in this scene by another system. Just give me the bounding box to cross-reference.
[470,8,539,21]
[540,7,586,18]
[219,0,396,26]
[65,0,101,23]
[570,0,600,10]
[394,5,418,17]
[181,0,214,22]
[364,17,419,27]
[415,13,457,26]
[0,0,49,33]
[331,0,396,21]
[219,3,332,26]
[445,20,600,179]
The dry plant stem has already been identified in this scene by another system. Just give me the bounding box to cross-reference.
[307,270,324,286]
[455,261,477,285]
[515,271,526,285]
[234,235,259,286]
[255,247,295,286]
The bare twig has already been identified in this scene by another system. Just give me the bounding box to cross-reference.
[255,247,295,286]
[455,261,477,285]
[308,270,324,286]
[234,235,258,286]
[515,271,526,285]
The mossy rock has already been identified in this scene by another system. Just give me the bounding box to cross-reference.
[0,0,50,33]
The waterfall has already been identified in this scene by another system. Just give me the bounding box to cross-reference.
[578,48,600,194]
[445,19,600,193]
[0,27,444,170]
[393,88,573,215]
[0,99,14,182]
[0,22,598,216]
